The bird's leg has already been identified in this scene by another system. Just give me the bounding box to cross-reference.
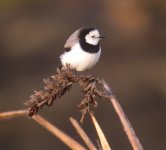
[59,65,63,70]
[66,63,70,70]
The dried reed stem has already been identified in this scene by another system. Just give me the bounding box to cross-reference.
[102,80,144,150]
[70,117,97,150]
[0,109,28,120]
[0,68,144,150]
[90,112,111,150]
[32,115,86,150]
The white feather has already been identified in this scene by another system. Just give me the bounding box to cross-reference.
[60,43,101,71]
[85,29,100,45]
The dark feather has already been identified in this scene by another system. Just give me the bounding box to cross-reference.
[64,47,71,52]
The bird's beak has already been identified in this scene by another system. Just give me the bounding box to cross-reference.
[99,36,105,39]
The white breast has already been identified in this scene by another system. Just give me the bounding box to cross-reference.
[60,43,101,71]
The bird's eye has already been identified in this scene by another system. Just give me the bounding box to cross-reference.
[92,36,95,38]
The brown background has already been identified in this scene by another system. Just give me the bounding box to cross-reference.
[0,0,166,150]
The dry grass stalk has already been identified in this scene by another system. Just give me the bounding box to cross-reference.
[90,112,111,150]
[102,80,144,150]
[70,117,97,150]
[32,115,86,150]
[0,67,144,150]
[0,110,86,150]
[25,67,143,149]
[0,109,110,150]
[0,109,28,120]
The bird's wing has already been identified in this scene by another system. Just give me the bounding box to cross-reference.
[64,28,81,50]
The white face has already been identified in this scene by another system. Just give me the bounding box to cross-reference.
[85,29,101,45]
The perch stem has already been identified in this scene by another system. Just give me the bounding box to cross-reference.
[0,109,28,120]
[70,117,97,150]
[102,80,144,150]
[90,112,111,150]
[32,115,86,150]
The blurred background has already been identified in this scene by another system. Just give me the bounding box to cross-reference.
[0,0,166,149]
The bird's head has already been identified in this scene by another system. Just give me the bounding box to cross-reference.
[79,27,104,45]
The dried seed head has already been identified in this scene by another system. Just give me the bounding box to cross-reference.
[25,67,108,121]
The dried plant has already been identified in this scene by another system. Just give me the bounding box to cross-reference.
[0,66,144,150]
[25,66,108,122]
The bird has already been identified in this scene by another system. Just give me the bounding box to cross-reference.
[60,27,104,71]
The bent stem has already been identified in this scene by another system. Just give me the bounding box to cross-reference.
[102,79,144,150]
[89,112,111,150]
[0,109,28,120]
[32,115,86,150]
[70,117,97,150]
